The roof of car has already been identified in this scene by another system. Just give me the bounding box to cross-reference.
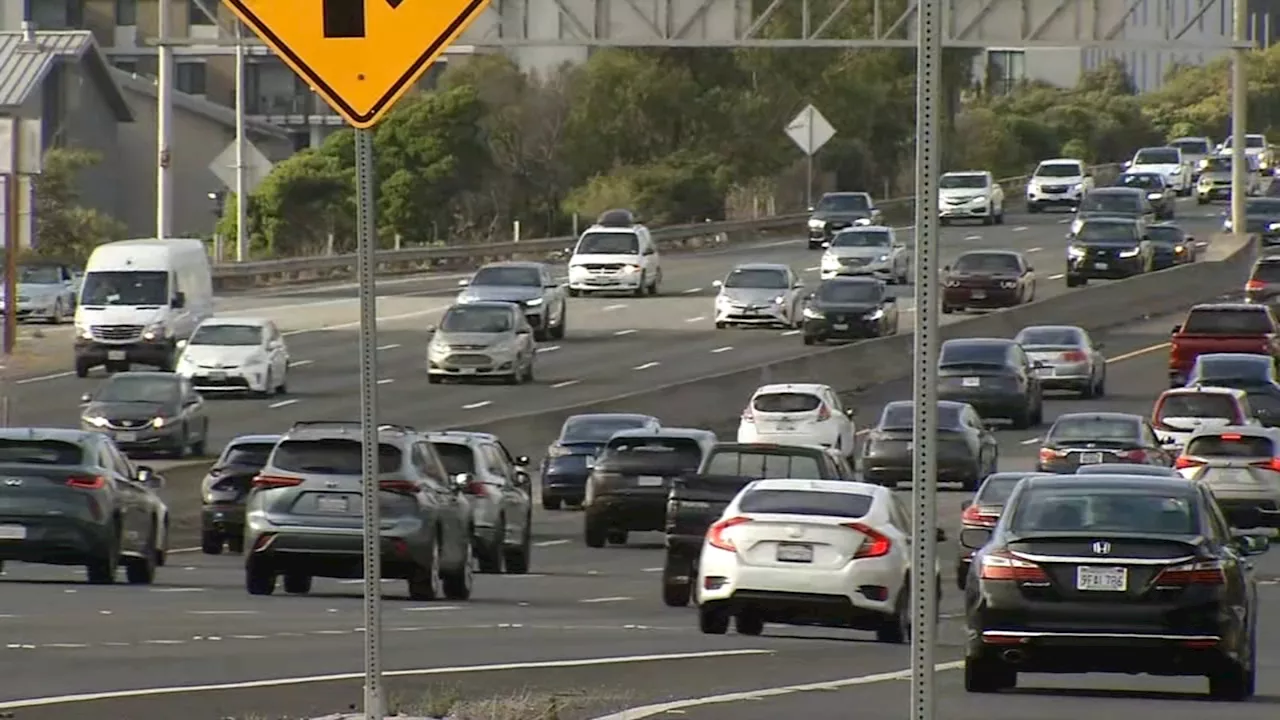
[227,434,283,445]
[476,260,543,270]
[954,249,1020,259]
[1088,186,1143,195]
[1051,411,1144,424]
[0,427,100,443]
[283,421,417,440]
[1077,216,1141,224]
[1160,385,1248,398]
[822,191,871,198]
[1019,474,1196,493]
[1194,352,1271,363]
[731,262,789,272]
[942,170,990,176]
[1075,464,1182,476]
[942,337,1017,347]
[422,430,501,445]
[104,371,180,382]
[884,399,968,410]
[444,300,522,312]
[709,441,832,455]
[755,383,831,394]
[1017,324,1085,333]
[197,316,271,327]
[1187,424,1278,439]
[609,427,716,442]
[1190,302,1260,311]
[834,224,892,233]
[563,413,659,425]
[747,478,883,495]
[1038,158,1084,165]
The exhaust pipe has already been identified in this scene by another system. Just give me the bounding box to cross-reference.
[1001,649,1026,665]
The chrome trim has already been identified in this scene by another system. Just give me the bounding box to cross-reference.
[983,630,1220,642]
[1011,550,1195,566]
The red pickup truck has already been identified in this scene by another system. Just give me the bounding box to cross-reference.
[1168,303,1280,386]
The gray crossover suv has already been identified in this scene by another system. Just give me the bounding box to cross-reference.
[243,421,475,600]
[427,301,537,384]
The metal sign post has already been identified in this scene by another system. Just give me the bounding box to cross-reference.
[1230,0,1248,235]
[910,1,942,719]
[784,104,836,210]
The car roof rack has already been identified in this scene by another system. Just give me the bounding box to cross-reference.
[596,208,636,227]
[288,421,416,434]
[426,430,498,441]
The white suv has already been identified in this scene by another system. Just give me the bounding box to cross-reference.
[566,209,662,297]
[736,383,856,457]
[1026,158,1093,213]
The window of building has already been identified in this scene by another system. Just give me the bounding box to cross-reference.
[986,50,1026,96]
[176,61,208,95]
[113,59,139,74]
[188,0,216,25]
[115,0,137,25]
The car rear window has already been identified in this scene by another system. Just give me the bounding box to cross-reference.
[740,489,873,518]
[939,342,1009,366]
[1186,434,1274,457]
[1010,489,1197,535]
[1015,327,1083,346]
[1048,417,1139,442]
[0,439,83,465]
[1193,355,1271,381]
[975,476,1027,505]
[561,417,651,444]
[599,437,704,474]
[431,442,476,476]
[879,403,962,430]
[1182,308,1273,334]
[1155,393,1241,422]
[705,451,823,479]
[1251,262,1280,283]
[222,442,276,467]
[753,392,821,413]
[270,439,401,474]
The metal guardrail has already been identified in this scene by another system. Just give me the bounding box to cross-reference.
[209,165,1121,292]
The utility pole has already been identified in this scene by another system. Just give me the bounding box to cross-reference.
[157,0,174,240]
[1230,0,1248,237]
[234,20,249,261]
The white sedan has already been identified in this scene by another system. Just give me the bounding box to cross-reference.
[695,478,940,639]
[737,383,856,457]
[175,317,290,396]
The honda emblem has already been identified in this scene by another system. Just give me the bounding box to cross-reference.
[1091,541,1111,555]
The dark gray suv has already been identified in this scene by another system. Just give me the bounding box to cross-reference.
[243,421,474,601]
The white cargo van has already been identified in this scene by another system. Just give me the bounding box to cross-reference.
[566,208,662,296]
[73,238,214,377]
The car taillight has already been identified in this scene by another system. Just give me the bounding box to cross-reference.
[1174,456,1205,470]
[961,504,999,527]
[1122,449,1147,462]
[979,551,1048,582]
[252,474,303,489]
[460,477,487,495]
[1249,457,1280,472]
[1155,559,1225,585]
[379,479,420,495]
[741,408,754,423]
[66,474,105,489]
[1038,448,1066,462]
[1060,350,1087,362]
[1247,279,1266,291]
[816,404,831,422]
[845,522,891,558]
[707,516,751,551]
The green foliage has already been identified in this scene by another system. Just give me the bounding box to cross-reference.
[32,148,125,262]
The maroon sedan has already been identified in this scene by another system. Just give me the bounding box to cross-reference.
[942,250,1036,313]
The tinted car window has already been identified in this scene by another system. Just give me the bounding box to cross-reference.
[1245,390,1280,418]
[561,417,651,444]
[1016,327,1083,346]
[1182,308,1273,334]
[1047,417,1140,442]
[939,342,1009,366]
[222,442,276,467]
[953,254,1019,273]
[471,266,540,286]
[1080,193,1140,213]
[831,230,890,248]
[576,232,639,254]
[1246,199,1280,214]
[1193,355,1272,381]
[95,376,180,404]
[880,403,962,430]
[440,305,513,333]
[1251,262,1280,282]
[1036,163,1082,177]
[1134,149,1180,164]
[1171,139,1210,154]
[975,476,1028,505]
[598,437,703,474]
[1147,226,1184,244]
[1155,394,1240,421]
[740,489,873,518]
[705,451,822,479]
[1076,222,1139,242]
[271,439,401,474]
[753,392,821,413]
[816,194,869,211]
[1116,174,1162,189]
[818,281,880,303]
[0,439,84,465]
[1186,434,1274,457]
[1010,489,1197,535]
[432,442,476,475]
[725,269,788,289]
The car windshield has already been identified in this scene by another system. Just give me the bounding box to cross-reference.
[270,439,401,474]
[1134,149,1180,164]
[470,266,540,287]
[830,230,890,248]
[880,403,962,430]
[1016,327,1083,347]
[1116,174,1161,189]
[432,442,476,475]
[818,282,880,303]
[1036,163,1082,178]
[1192,355,1272,382]
[0,439,83,465]
[1203,156,1234,172]
[440,305,513,333]
[1186,434,1274,457]
[1171,139,1210,154]
[576,232,638,255]
[561,417,652,444]
[80,270,168,306]
[18,266,62,283]
[1076,222,1138,242]
[724,269,788,289]
[939,342,1008,366]
[598,436,704,474]
[1156,393,1240,422]
[1147,226,1184,245]
[816,194,869,212]
[704,451,823,479]
[1010,489,1197,535]
[739,489,873,518]
[753,392,821,413]
[1224,135,1266,148]
[1182,308,1273,334]
[939,174,988,189]
[1048,417,1140,442]
[1246,390,1280,420]
[953,253,1019,273]
[221,442,276,467]
[189,324,263,346]
[1246,199,1280,215]
[93,376,179,404]
[1080,193,1140,213]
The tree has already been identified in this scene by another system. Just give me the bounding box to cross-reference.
[32,148,125,262]
[243,149,349,257]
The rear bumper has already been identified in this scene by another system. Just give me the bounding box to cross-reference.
[0,516,114,564]
[700,589,894,630]
[541,471,588,503]
[247,525,430,579]
[202,503,246,534]
[968,629,1237,675]
[587,493,668,532]
[862,458,978,485]
[802,317,880,339]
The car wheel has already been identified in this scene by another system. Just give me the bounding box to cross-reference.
[606,529,629,545]
[662,552,694,608]
[201,529,223,555]
[501,516,532,575]
[49,300,65,325]
[407,539,444,600]
[875,587,910,643]
[227,534,244,554]
[283,573,312,595]
[192,422,208,456]
[633,274,647,297]
[964,655,1016,693]
[736,610,765,636]
[803,335,818,346]
[476,518,505,574]
[1208,661,1252,701]
[255,369,274,398]
[698,603,731,634]
[440,534,474,600]
[86,524,120,584]
[245,558,276,595]
[123,522,158,585]
[541,495,562,511]
[549,305,567,339]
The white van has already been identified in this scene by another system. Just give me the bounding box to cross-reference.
[566,209,662,296]
[73,238,214,377]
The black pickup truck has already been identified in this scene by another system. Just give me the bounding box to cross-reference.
[660,442,855,607]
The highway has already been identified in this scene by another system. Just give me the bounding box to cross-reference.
[0,200,1262,719]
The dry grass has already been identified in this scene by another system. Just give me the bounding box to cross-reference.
[237,685,632,720]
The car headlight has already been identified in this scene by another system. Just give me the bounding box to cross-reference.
[1068,245,1086,258]
[76,324,92,339]
[876,254,889,263]
[1070,219,1084,234]
[1175,244,1186,253]
[854,218,872,226]
[141,323,167,341]
[1147,192,1162,200]
[821,254,839,268]
[864,308,884,320]
[546,445,570,458]
[1118,247,1141,258]
[803,307,824,319]
[808,218,825,229]
[151,417,169,429]
[1224,218,1234,230]
[773,296,785,305]
[568,264,587,275]
[621,264,640,274]
[970,196,988,205]
[82,416,108,428]
[1199,176,1212,186]
[944,279,960,288]
[999,281,1018,289]
[525,298,543,307]
[1199,158,1210,169]
[1269,222,1280,231]
[715,294,731,307]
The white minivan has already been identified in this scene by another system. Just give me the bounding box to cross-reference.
[566,209,662,296]
[73,238,214,377]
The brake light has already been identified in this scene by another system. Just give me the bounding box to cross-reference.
[379,479,420,495]
[707,516,751,551]
[741,408,754,423]
[1247,279,1266,291]
[1060,350,1087,362]
[961,504,999,527]
[1039,448,1066,462]
[845,522,891,558]
[1122,449,1147,462]
[252,474,303,489]
[1221,433,1243,440]
[459,477,487,496]
[1155,559,1225,585]
[1249,457,1280,472]
[1174,456,1205,470]
[816,404,831,422]
[979,551,1049,582]
[65,475,105,489]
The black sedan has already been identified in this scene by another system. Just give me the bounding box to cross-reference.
[936,338,1044,429]
[960,475,1265,700]
[1186,352,1280,426]
[1228,197,1280,247]
[861,400,998,490]
[801,277,900,344]
[807,192,882,248]
[78,372,211,458]
[200,433,280,555]
[1065,217,1154,287]
[1036,412,1172,472]
[1147,223,1199,269]
[1113,172,1175,219]
[538,413,661,509]
[0,428,167,584]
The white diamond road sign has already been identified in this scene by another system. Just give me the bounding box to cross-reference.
[785,104,836,156]
[209,141,274,195]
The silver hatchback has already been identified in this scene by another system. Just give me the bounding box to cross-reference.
[1015,324,1107,398]
[427,302,537,384]
[1177,425,1280,530]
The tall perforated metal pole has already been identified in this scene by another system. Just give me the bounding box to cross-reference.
[234,20,249,262]
[910,1,942,719]
[354,127,385,719]
[156,0,173,240]
[1230,0,1248,235]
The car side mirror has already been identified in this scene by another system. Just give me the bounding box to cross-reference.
[1094,342,1105,350]
[1233,532,1270,555]
[457,278,469,287]
[793,281,803,288]
[80,393,92,404]
[959,527,992,550]
[821,241,831,248]
[1186,236,1196,244]
[1033,360,1047,368]
[807,206,814,212]
[1171,324,1182,334]
[171,292,185,309]
[515,455,530,466]
[1121,161,1131,169]
[844,408,855,418]
[516,327,531,334]
[643,247,656,256]
[136,466,163,489]
[453,472,473,491]
[175,339,187,349]
[942,265,950,272]
[960,499,972,511]
[982,420,1000,430]
[936,528,947,542]
[712,280,723,288]
[513,470,531,488]
[184,397,200,407]
[883,296,896,304]
[1026,266,1034,272]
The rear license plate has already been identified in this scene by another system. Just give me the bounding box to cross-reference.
[1094,262,1109,270]
[317,496,349,513]
[962,377,980,387]
[1078,452,1103,464]
[776,543,813,563]
[971,290,987,299]
[107,350,126,361]
[832,323,849,330]
[1036,367,1054,377]
[0,524,26,540]
[1076,565,1127,592]
[636,475,664,487]
[115,431,137,442]
[774,422,796,431]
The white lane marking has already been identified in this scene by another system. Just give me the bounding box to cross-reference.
[282,304,452,337]
[462,401,491,410]
[43,643,89,649]
[550,380,579,389]
[579,596,632,604]
[1019,437,1041,445]
[780,330,801,336]
[536,345,560,354]
[268,399,299,409]
[534,539,569,547]
[16,371,73,385]
[1049,273,1066,280]
[376,378,395,385]
[602,304,628,312]
[642,567,663,572]
[1026,247,1041,253]
[150,587,203,593]
[964,235,982,240]
[633,361,660,370]
[1013,226,1028,232]
[1058,218,1070,224]
[804,266,820,272]
[141,639,186,645]
[288,359,313,368]
[710,346,734,354]
[403,606,460,612]
[377,343,401,351]
[614,329,636,336]
[682,287,702,294]
[589,661,964,720]
[685,316,705,323]
[167,547,200,554]
[231,635,268,640]
[0,650,773,709]
[187,610,258,615]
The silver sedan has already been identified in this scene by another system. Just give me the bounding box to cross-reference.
[1014,324,1107,398]
[713,263,805,329]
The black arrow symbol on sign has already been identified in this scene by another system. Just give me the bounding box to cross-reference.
[324,0,405,38]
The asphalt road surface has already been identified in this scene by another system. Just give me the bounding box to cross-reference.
[0,201,1261,719]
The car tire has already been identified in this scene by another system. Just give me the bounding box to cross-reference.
[1027,202,1041,214]
[715,321,728,329]
[956,569,968,591]
[1095,372,1107,397]
[201,530,223,555]
[606,529,628,545]
[1065,274,1085,288]
[662,552,693,608]
[227,534,245,554]
[584,511,608,548]
[255,370,274,398]
[427,374,442,384]
[476,518,505,574]
[1208,661,1252,701]
[245,558,276,595]
[283,573,312,594]
[633,275,647,297]
[49,300,65,325]
[550,306,567,340]
[541,495,562,511]
[192,422,208,456]
[698,603,731,635]
[875,587,910,644]
[963,655,1016,693]
[996,206,1005,224]
[803,335,817,346]
[736,610,765,636]
[502,516,532,575]
[75,358,90,378]
[440,535,474,601]
[407,540,444,600]
[941,305,953,314]
[124,523,158,585]
[533,326,549,342]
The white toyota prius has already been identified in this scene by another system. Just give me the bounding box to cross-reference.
[175,317,290,396]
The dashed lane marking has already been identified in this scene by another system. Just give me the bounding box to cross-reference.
[150,587,203,593]
[1048,273,1065,280]
[780,330,801,336]
[633,361,660,370]
[462,401,492,410]
[377,378,394,385]
[187,610,258,615]
[534,539,570,547]
[964,235,982,241]
[804,266,820,272]
[403,606,461,612]
[536,345,560,354]
[579,596,632,604]
[685,316,705,323]
[377,343,401,350]
[602,304,628,312]
[711,346,734,353]
[550,380,579,388]
[268,399,299,409]
[614,329,636,336]
[1019,437,1041,445]
[682,287,702,294]
[1026,246,1041,253]
[1013,226,1028,232]
[288,359,313,368]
